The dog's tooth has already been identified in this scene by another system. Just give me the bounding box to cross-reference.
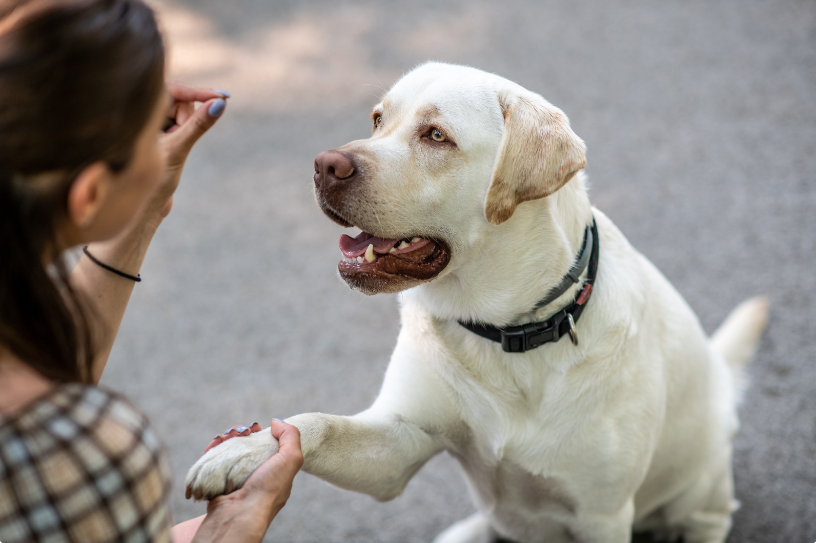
[357,256,364,263]
[389,247,396,253]
[411,237,421,243]
[398,241,410,249]
[365,244,376,263]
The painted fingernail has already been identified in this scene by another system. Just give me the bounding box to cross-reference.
[251,422,260,427]
[208,98,226,118]
[272,418,285,423]
[213,435,221,440]
[214,89,231,98]
[235,426,249,433]
[223,428,232,435]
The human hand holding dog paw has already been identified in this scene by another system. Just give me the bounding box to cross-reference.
[185,419,301,502]
[178,420,302,543]
[147,82,229,224]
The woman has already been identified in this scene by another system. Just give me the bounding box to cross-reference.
[0,0,302,542]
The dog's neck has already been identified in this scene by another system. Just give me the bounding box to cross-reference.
[404,174,594,327]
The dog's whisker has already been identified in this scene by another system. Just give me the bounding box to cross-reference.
[362,82,388,94]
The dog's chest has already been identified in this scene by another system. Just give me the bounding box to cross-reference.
[447,390,589,534]
[481,457,576,511]
[435,335,618,539]
[455,452,581,542]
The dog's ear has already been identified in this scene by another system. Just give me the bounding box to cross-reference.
[484,92,586,225]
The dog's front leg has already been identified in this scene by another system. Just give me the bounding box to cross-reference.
[186,339,457,502]
[185,409,446,502]
[287,409,444,501]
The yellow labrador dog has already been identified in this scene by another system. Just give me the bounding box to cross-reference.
[186,63,768,543]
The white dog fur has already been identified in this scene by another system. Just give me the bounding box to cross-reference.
[185,63,768,543]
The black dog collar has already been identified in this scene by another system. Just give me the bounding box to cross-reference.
[458,217,599,353]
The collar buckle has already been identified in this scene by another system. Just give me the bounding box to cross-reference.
[500,310,568,353]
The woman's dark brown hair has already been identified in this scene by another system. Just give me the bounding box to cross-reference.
[0,0,165,382]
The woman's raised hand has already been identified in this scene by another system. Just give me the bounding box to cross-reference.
[149,83,229,220]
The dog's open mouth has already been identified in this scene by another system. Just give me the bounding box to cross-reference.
[337,230,451,293]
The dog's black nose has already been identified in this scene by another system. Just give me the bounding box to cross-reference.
[314,150,356,190]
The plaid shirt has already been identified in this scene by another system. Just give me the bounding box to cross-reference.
[0,384,172,543]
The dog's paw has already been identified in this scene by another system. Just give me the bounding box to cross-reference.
[185,429,279,500]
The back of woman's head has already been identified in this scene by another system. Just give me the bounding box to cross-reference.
[0,0,165,382]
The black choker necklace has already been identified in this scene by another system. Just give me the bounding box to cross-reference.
[458,217,599,353]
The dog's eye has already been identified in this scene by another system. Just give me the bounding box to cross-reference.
[430,128,445,142]
[374,115,383,128]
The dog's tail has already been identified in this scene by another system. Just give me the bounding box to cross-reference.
[710,296,770,393]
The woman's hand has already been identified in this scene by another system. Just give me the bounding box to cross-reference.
[213,420,304,520]
[147,83,229,223]
[173,419,304,543]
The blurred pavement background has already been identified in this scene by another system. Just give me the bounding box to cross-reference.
[101,0,816,541]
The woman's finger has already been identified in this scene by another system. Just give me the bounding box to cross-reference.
[162,100,202,134]
[174,101,195,127]
[164,97,227,162]
[203,422,260,453]
[270,419,299,444]
[203,435,222,453]
[235,421,302,513]
[269,419,304,473]
[167,80,229,103]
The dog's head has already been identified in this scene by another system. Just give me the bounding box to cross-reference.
[313,62,586,295]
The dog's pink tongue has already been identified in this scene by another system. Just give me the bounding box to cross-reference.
[340,232,399,258]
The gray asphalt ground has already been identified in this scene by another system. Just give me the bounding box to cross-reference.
[100,1,816,541]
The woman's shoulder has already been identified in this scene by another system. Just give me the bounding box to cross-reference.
[1,383,167,469]
[0,383,172,543]
[4,382,148,432]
